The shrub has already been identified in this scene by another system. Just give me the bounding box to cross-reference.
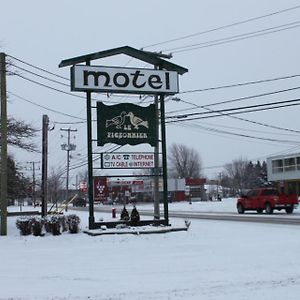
[130,206,140,226]
[47,215,61,235]
[16,217,32,235]
[59,215,69,232]
[120,206,130,221]
[30,217,44,236]
[67,214,80,234]
[44,216,52,233]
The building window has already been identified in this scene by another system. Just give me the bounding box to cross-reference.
[297,157,300,170]
[272,159,283,173]
[284,157,296,172]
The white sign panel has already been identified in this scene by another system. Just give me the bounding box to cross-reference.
[101,153,154,169]
[71,65,178,95]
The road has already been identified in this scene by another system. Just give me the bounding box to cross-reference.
[73,205,300,226]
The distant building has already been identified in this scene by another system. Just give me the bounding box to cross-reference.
[266,153,300,195]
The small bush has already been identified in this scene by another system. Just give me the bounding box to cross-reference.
[67,214,80,234]
[16,217,32,236]
[120,206,130,221]
[130,206,140,226]
[59,215,69,232]
[31,217,44,236]
[44,216,52,233]
[47,215,61,235]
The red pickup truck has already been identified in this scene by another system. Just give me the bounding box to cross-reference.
[237,188,298,214]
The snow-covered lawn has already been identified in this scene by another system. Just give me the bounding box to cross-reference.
[1,200,300,300]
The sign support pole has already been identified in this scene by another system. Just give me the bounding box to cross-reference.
[153,73,160,219]
[86,59,95,229]
[160,94,169,225]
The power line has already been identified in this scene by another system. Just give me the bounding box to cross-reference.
[167,97,300,120]
[10,63,70,87]
[177,122,300,145]
[208,107,300,134]
[171,23,300,54]
[143,5,300,48]
[190,120,300,137]
[169,85,300,116]
[54,121,86,124]
[166,97,300,123]
[163,20,300,53]
[179,74,300,95]
[8,91,86,120]
[169,95,300,134]
[7,54,70,81]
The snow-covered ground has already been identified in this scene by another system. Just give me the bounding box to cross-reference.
[1,199,300,300]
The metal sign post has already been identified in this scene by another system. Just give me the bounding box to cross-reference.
[160,93,169,223]
[85,60,95,229]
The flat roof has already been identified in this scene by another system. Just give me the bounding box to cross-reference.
[267,152,300,160]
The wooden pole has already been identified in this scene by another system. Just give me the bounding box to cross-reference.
[0,52,7,235]
[41,115,49,217]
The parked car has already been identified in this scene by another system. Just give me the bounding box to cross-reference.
[72,197,87,207]
[237,188,298,214]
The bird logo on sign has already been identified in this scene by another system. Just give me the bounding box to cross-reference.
[105,111,149,130]
[106,111,127,128]
[127,112,149,129]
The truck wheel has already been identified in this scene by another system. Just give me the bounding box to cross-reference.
[285,205,294,214]
[257,209,263,214]
[265,202,273,214]
[237,203,244,214]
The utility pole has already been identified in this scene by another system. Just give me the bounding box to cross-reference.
[41,115,49,217]
[26,161,40,206]
[0,52,7,235]
[60,127,77,211]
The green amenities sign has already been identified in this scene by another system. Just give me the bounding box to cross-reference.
[71,65,178,95]
[97,102,157,146]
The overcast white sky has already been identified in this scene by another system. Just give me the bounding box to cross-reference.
[1,0,300,183]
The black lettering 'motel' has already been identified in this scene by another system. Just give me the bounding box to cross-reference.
[131,70,146,88]
[113,73,130,88]
[148,75,163,89]
[165,72,170,90]
[83,70,111,87]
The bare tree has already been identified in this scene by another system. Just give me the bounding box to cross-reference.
[222,157,248,194]
[168,143,202,178]
[0,55,38,151]
[77,169,88,184]
[1,117,38,151]
[47,168,64,204]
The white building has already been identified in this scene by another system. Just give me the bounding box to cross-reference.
[266,152,300,195]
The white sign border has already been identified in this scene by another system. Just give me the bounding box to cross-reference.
[71,65,179,95]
